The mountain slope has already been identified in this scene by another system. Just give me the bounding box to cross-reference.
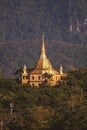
[0,0,87,77]
[0,40,87,77]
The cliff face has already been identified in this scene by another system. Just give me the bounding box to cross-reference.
[0,0,87,41]
[0,0,87,77]
[68,0,87,33]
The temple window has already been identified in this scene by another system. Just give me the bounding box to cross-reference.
[38,83,41,86]
[23,76,26,79]
[38,76,41,80]
[32,76,34,80]
[23,76,28,79]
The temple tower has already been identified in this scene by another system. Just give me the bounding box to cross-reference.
[20,34,65,87]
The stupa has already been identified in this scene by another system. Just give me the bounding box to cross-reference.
[20,34,65,86]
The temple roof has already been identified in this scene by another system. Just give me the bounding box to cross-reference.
[31,34,59,75]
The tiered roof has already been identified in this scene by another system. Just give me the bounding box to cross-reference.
[31,34,59,75]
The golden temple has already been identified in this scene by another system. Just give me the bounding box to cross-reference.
[20,35,65,87]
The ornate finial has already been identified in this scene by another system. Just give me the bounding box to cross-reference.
[42,33,44,42]
[60,65,63,74]
[42,33,45,51]
[23,64,27,73]
[40,34,47,59]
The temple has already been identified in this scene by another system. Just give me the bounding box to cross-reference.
[19,35,65,87]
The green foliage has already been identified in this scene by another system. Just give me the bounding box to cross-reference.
[47,104,87,130]
[0,67,87,129]
[66,68,87,89]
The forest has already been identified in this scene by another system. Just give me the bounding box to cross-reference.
[0,1,87,128]
[0,67,87,130]
[0,0,87,77]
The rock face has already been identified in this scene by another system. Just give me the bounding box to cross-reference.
[68,0,87,33]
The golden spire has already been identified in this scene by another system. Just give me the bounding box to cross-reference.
[40,34,47,59]
[23,64,27,73]
[35,34,53,70]
[59,65,63,74]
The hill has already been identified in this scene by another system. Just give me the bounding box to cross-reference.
[0,68,87,130]
[0,40,87,77]
[0,0,87,77]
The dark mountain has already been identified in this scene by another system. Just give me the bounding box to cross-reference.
[0,0,87,77]
[0,40,87,77]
